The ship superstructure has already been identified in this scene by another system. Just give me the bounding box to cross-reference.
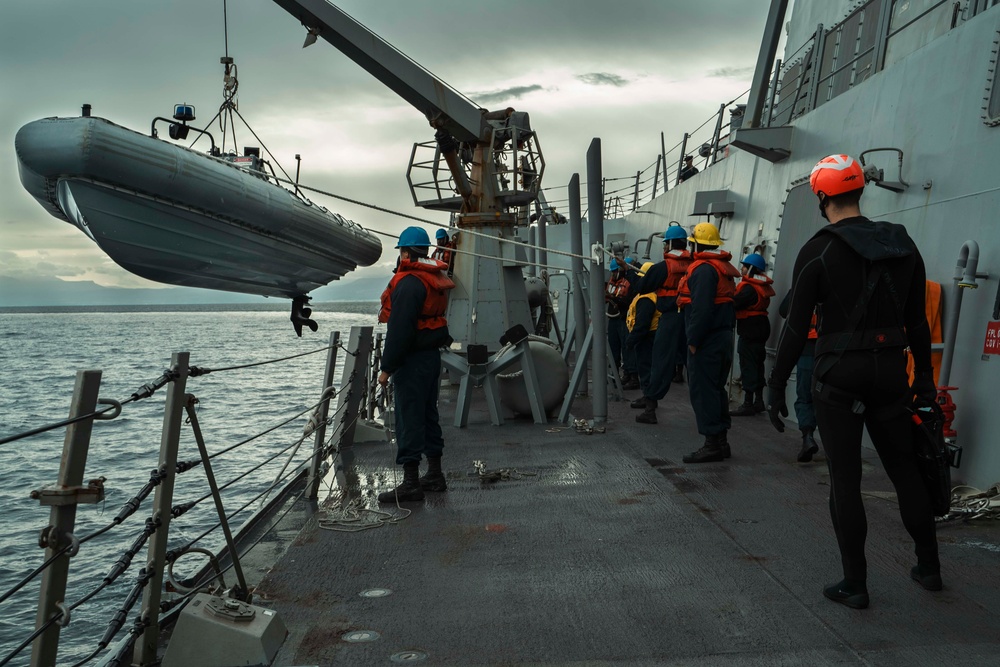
[545,0,1000,489]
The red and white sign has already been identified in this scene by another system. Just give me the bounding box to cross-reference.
[984,321,1000,355]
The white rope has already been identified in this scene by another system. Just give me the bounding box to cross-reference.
[267,172,594,263]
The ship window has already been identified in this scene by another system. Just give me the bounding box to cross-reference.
[987,31,1000,126]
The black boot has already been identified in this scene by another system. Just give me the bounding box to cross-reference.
[823,579,869,609]
[378,461,425,503]
[629,396,647,408]
[752,390,766,414]
[797,428,819,463]
[683,433,727,463]
[719,429,731,459]
[910,564,943,591]
[420,456,448,492]
[673,365,685,384]
[621,372,640,390]
[730,392,756,417]
[635,398,658,424]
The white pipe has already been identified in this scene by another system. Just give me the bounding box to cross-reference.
[939,240,981,386]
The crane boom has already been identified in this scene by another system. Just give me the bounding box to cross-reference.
[270,0,486,143]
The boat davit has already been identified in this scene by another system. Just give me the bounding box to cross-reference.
[14,113,383,301]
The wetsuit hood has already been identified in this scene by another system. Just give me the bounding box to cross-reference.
[815,217,915,261]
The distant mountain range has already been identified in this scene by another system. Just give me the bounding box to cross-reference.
[0,272,389,308]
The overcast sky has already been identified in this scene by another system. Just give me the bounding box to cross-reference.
[0,0,773,300]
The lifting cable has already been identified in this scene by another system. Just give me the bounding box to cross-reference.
[267,173,595,267]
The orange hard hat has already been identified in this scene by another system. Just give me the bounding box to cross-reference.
[809,154,865,198]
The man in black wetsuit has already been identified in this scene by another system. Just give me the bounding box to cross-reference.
[376,226,455,503]
[767,154,940,609]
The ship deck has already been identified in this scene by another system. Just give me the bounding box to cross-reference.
[259,380,1000,666]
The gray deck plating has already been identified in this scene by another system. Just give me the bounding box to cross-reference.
[259,385,1000,666]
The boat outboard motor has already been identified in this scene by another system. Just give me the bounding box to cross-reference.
[290,295,319,337]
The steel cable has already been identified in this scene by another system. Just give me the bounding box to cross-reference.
[188,342,334,376]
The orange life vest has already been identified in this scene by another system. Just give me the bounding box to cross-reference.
[378,257,455,329]
[676,250,741,309]
[734,274,775,319]
[432,243,454,266]
[605,274,631,300]
[655,249,693,299]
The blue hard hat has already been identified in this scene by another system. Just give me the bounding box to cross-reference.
[663,225,688,241]
[395,226,432,248]
[609,258,620,270]
[741,253,766,272]
[435,228,449,240]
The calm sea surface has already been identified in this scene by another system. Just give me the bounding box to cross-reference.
[0,302,381,664]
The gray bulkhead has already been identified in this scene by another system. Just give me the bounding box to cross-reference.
[544,3,1000,487]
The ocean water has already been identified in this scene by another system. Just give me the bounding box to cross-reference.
[0,302,381,664]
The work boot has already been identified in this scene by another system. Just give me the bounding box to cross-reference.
[910,564,943,591]
[682,433,727,463]
[629,396,647,408]
[635,398,658,424]
[822,579,870,609]
[621,372,640,390]
[378,461,425,503]
[752,390,766,413]
[420,456,448,492]
[797,428,819,463]
[673,365,685,384]
[730,392,756,417]
[719,429,731,459]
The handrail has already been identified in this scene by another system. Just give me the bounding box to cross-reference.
[0,328,374,666]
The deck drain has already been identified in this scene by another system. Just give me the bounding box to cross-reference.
[390,650,428,662]
[342,630,381,643]
[359,588,392,598]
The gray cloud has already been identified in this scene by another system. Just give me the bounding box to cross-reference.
[708,66,756,78]
[473,85,545,106]
[576,73,630,87]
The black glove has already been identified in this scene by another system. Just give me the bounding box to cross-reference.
[767,383,788,433]
[911,369,937,406]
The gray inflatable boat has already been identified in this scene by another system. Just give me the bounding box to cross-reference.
[15,115,382,299]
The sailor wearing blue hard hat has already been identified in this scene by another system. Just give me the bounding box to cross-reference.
[377,226,455,503]
[605,255,640,389]
[729,253,775,417]
[432,227,455,266]
[630,223,693,422]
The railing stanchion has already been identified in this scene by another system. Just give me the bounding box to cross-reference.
[135,352,189,666]
[307,331,340,500]
[30,370,103,667]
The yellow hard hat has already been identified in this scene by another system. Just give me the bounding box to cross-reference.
[688,222,722,246]
[638,261,654,277]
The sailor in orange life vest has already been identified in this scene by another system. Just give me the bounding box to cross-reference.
[624,262,660,408]
[767,154,939,609]
[676,222,741,463]
[630,223,692,424]
[605,258,641,390]
[729,253,775,417]
[432,227,454,267]
[376,226,456,503]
